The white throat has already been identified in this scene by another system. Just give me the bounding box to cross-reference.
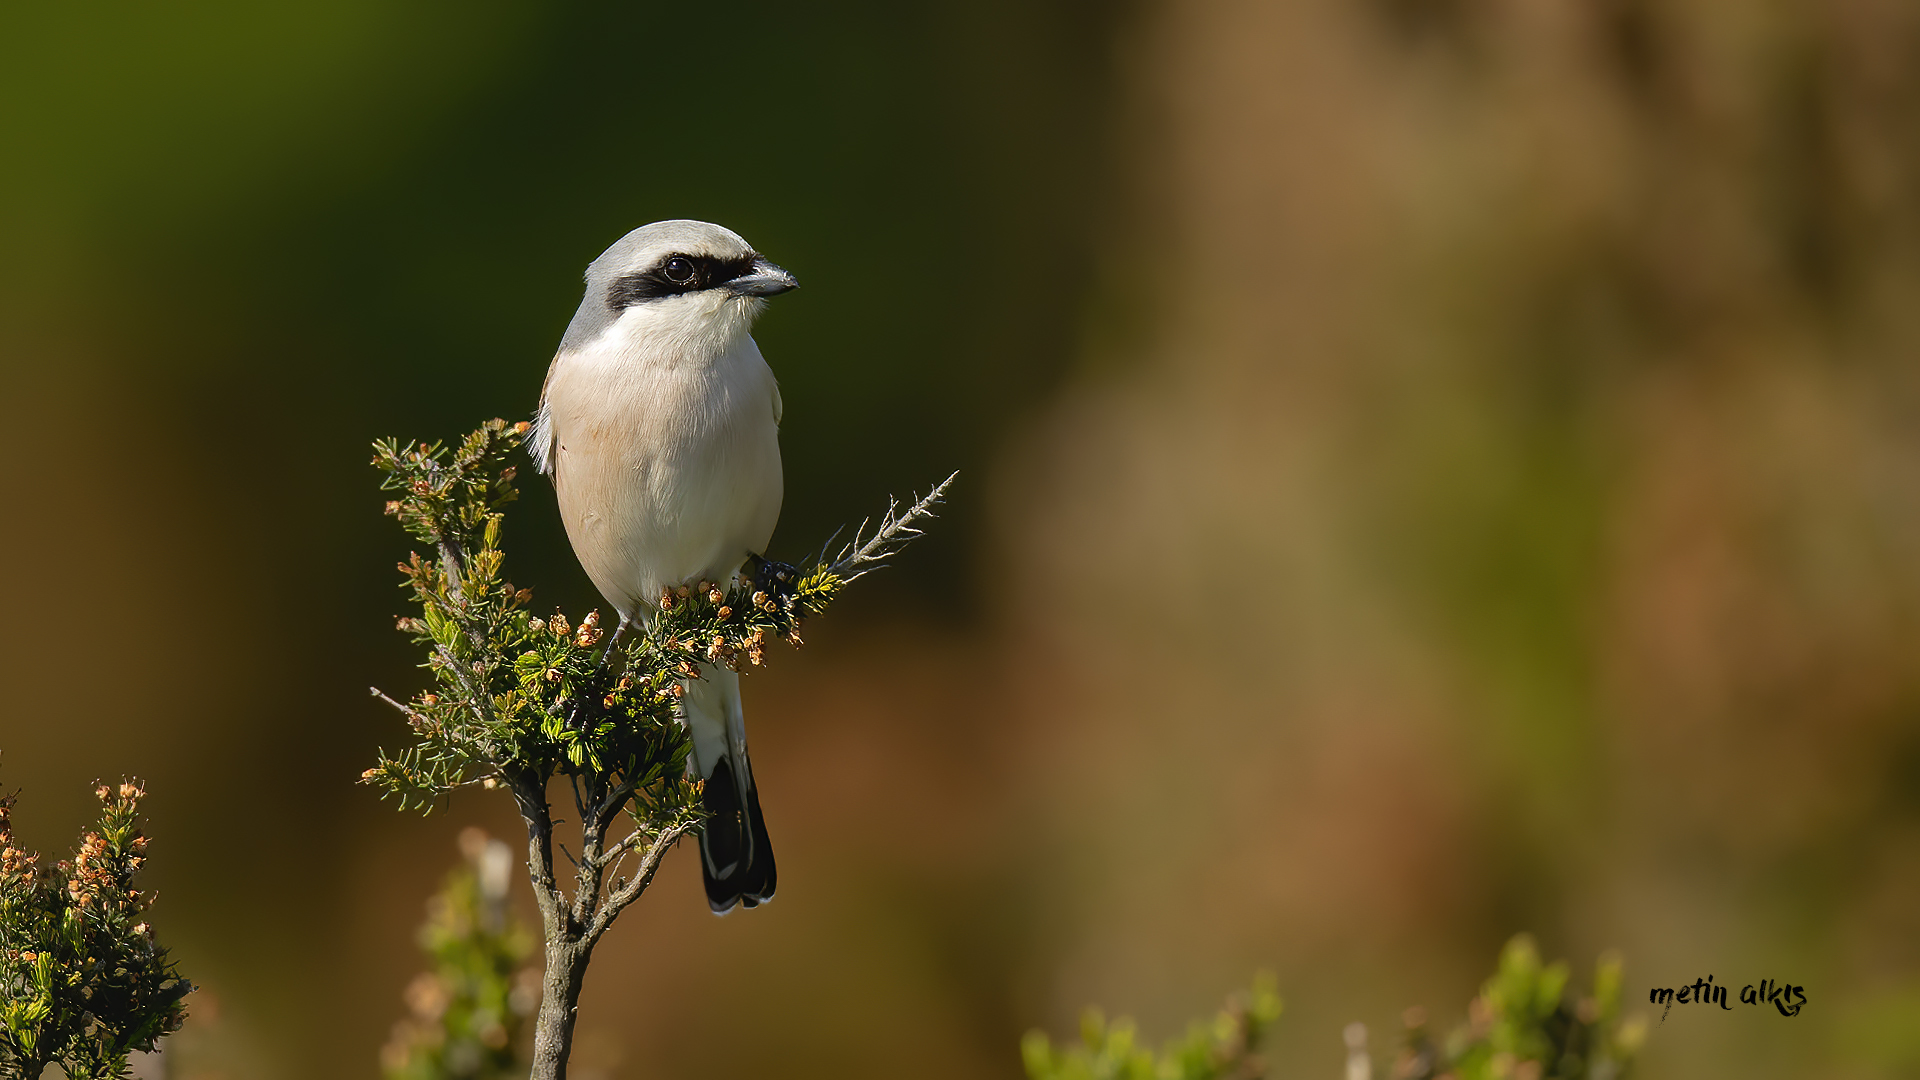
[595,292,765,370]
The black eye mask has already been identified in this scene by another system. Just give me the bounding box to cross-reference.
[606,253,761,308]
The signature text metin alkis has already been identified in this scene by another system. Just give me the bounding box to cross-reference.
[1648,976,1806,1020]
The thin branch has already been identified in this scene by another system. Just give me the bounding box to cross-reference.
[438,538,469,604]
[595,778,638,832]
[598,822,654,867]
[825,471,958,583]
[588,821,699,941]
[435,534,507,684]
[432,644,499,725]
[569,773,589,828]
[595,612,634,672]
[369,687,424,723]
[601,843,636,890]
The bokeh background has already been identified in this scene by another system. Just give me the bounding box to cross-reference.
[5,1,1920,1077]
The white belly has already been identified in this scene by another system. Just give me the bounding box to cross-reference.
[545,330,783,617]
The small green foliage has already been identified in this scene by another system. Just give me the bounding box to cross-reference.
[0,778,191,1080]
[1024,941,1648,1080]
[363,419,930,814]
[1390,936,1646,1080]
[1021,976,1282,1080]
[381,829,536,1080]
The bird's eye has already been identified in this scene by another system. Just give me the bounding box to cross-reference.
[662,257,696,285]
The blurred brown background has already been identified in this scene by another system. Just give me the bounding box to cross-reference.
[4,1,1920,1077]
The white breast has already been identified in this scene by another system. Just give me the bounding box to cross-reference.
[539,299,783,617]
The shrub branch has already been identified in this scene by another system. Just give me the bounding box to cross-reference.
[363,418,949,1080]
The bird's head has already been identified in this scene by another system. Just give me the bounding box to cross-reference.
[562,220,797,355]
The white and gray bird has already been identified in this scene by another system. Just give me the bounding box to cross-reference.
[530,220,797,913]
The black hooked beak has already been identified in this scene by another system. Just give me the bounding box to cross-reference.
[726,257,799,298]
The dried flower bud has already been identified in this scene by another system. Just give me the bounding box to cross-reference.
[96,785,111,801]
[659,590,676,611]
[481,777,499,790]
[501,466,517,483]
[513,421,530,434]
[717,605,732,619]
[528,617,546,632]
[120,782,142,801]
[515,588,534,605]
[420,693,440,706]
[545,668,562,683]
[707,584,724,603]
[550,613,571,637]
[677,585,691,598]
[669,683,686,699]
[361,768,382,780]
[134,923,150,935]
[384,500,402,515]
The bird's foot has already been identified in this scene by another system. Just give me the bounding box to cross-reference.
[562,667,619,734]
[594,612,633,673]
[744,555,802,613]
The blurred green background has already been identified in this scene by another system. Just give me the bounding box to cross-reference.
[4,1,1920,1078]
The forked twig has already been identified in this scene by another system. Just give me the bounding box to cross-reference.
[824,472,958,583]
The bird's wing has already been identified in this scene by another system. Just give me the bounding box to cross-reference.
[528,351,564,476]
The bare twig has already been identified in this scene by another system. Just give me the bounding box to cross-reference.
[825,472,958,583]
[370,687,424,722]
[589,823,700,940]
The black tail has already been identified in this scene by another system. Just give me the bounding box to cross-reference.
[699,757,776,913]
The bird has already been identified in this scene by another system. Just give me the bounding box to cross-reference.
[529,220,797,914]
